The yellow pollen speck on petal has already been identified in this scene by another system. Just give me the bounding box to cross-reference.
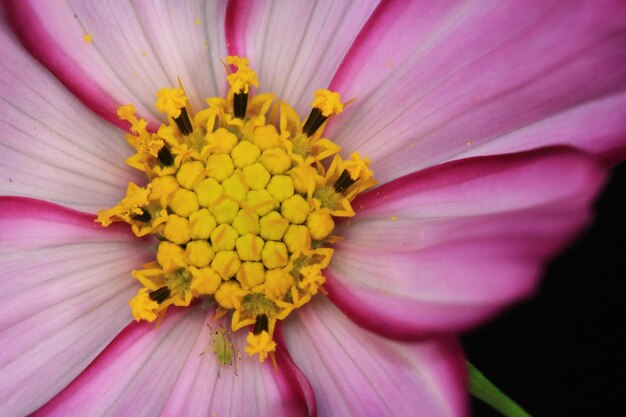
[83,34,93,43]
[100,55,376,361]
[245,331,276,363]
[390,216,399,221]
[195,18,201,26]
[311,89,343,117]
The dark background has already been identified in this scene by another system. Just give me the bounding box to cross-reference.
[463,163,626,416]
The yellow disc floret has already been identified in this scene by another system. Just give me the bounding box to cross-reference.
[97,57,375,362]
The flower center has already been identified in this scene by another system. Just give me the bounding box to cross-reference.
[97,56,375,362]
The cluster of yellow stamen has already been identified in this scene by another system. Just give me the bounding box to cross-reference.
[98,56,375,362]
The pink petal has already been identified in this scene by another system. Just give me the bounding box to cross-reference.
[0,22,142,212]
[326,0,626,184]
[0,197,151,416]
[226,0,380,115]
[36,307,314,417]
[5,0,229,124]
[284,297,467,417]
[327,148,605,338]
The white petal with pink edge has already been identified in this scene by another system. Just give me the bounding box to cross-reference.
[5,0,229,125]
[284,297,467,417]
[34,306,315,417]
[226,0,380,116]
[0,197,151,416]
[327,148,605,339]
[326,0,626,184]
[0,23,143,213]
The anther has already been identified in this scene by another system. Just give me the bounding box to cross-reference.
[148,286,171,304]
[157,146,174,166]
[253,313,269,334]
[131,208,152,223]
[333,169,356,193]
[302,107,326,136]
[174,107,193,135]
[234,92,248,119]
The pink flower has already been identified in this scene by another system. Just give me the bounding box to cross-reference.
[1,1,625,416]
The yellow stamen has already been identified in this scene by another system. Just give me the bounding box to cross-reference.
[245,331,276,363]
[226,56,259,94]
[311,89,343,117]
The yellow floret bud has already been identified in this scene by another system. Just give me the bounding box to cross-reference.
[236,234,265,261]
[242,163,270,190]
[211,250,242,279]
[214,280,246,309]
[205,127,238,154]
[185,240,215,267]
[157,241,186,272]
[210,198,239,224]
[210,224,239,251]
[283,225,311,253]
[252,124,282,150]
[259,211,290,241]
[232,209,260,235]
[190,267,222,295]
[226,56,259,94]
[231,141,261,168]
[129,288,159,322]
[280,194,310,224]
[176,161,206,190]
[169,188,199,217]
[307,209,334,240]
[150,175,179,205]
[246,190,278,216]
[163,214,190,244]
[237,262,265,289]
[288,164,318,195]
[189,208,217,239]
[259,148,292,175]
[222,170,248,202]
[266,175,294,202]
[264,268,294,299]
[155,88,187,118]
[194,178,223,207]
[261,241,289,269]
[311,89,343,117]
[205,154,234,181]
[245,331,276,363]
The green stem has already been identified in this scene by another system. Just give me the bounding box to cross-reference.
[467,361,532,417]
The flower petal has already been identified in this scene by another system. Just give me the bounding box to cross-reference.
[226,0,380,115]
[327,148,606,338]
[35,307,314,417]
[0,22,142,212]
[5,0,229,124]
[0,197,150,416]
[284,297,467,417]
[326,0,626,184]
